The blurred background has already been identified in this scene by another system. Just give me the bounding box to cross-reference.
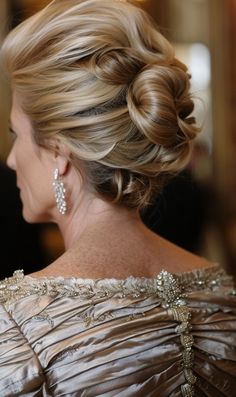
[0,0,235,278]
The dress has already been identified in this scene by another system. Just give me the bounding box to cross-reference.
[0,265,235,397]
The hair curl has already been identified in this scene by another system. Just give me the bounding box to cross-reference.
[1,0,200,209]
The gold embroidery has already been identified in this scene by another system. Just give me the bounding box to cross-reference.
[0,270,159,305]
[126,312,146,322]
[181,383,195,397]
[32,310,54,328]
[77,307,115,327]
[156,271,196,397]
[0,265,231,307]
[175,266,230,292]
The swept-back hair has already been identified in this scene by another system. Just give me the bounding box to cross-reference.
[1,0,199,208]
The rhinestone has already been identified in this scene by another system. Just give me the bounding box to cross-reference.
[197,280,204,285]
[210,280,217,286]
[8,285,19,291]
[175,298,187,306]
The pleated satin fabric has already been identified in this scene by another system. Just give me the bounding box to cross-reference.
[0,265,235,396]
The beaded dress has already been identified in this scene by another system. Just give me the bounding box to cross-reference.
[0,265,235,396]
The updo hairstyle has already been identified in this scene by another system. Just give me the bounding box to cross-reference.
[1,0,199,209]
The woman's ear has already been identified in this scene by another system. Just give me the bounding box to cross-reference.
[52,139,71,176]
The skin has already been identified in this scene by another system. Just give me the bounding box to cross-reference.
[8,94,56,224]
[7,93,212,280]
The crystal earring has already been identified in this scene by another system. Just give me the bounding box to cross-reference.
[52,168,67,215]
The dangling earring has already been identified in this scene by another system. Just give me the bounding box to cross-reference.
[52,168,67,215]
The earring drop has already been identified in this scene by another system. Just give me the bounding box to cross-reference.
[52,168,67,215]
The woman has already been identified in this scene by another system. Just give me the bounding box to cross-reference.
[0,0,235,395]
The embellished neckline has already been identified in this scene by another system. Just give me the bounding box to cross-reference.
[0,264,233,307]
[25,262,221,283]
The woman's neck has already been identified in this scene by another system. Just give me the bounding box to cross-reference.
[57,195,141,250]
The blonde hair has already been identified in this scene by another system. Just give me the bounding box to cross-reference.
[1,0,199,208]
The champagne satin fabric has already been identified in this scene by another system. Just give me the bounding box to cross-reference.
[0,265,235,396]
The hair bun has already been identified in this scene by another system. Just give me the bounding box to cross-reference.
[127,63,198,150]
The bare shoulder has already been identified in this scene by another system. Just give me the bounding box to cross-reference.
[26,221,213,280]
[28,236,213,280]
[150,234,213,275]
